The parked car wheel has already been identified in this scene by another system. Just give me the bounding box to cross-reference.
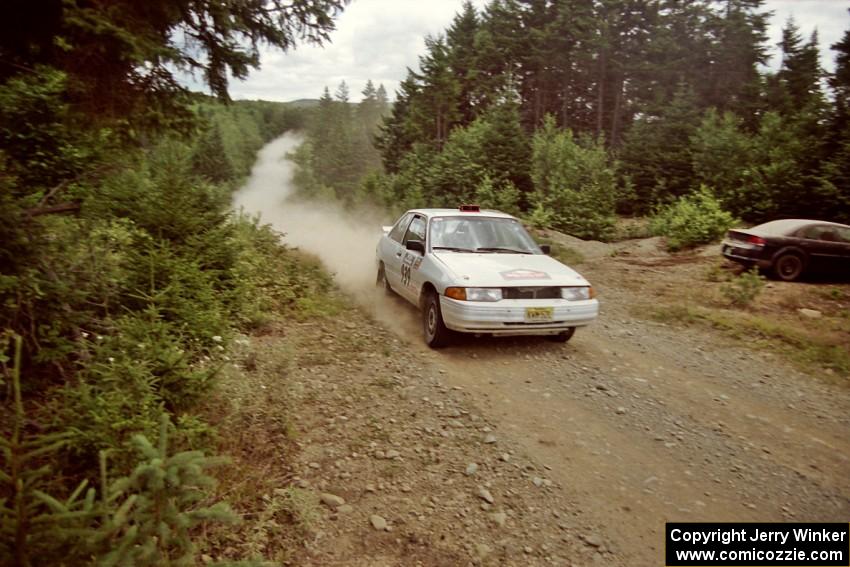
[423,291,451,348]
[773,252,805,281]
[546,328,576,343]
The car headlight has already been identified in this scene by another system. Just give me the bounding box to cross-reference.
[445,287,503,301]
[561,286,594,301]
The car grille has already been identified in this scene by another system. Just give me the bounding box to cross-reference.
[502,286,561,299]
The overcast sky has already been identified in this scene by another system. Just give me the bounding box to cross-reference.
[205,0,850,103]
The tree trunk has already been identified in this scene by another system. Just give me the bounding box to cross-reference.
[596,49,607,138]
[610,73,623,146]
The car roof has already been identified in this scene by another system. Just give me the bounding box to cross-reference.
[408,208,516,220]
[751,219,850,236]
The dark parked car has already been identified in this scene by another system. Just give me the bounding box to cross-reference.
[721,219,850,281]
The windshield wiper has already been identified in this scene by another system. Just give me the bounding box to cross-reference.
[475,247,533,254]
[432,246,475,253]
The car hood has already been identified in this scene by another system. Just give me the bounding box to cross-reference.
[433,252,590,287]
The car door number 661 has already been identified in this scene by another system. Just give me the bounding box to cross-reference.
[401,263,412,286]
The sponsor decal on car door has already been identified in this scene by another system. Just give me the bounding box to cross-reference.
[385,213,413,290]
[400,215,427,302]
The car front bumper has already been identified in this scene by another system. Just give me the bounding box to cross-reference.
[440,297,599,336]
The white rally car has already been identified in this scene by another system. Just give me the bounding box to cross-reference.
[375,205,599,347]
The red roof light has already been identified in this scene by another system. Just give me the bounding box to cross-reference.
[459,204,480,212]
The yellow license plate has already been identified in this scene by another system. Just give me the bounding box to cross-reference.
[525,307,554,322]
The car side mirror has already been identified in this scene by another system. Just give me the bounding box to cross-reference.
[406,240,425,253]
[540,244,551,254]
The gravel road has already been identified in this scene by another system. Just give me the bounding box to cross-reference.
[255,271,850,565]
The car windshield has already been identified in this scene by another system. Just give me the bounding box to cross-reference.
[429,216,542,254]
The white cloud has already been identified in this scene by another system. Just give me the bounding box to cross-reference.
[763,0,848,70]
[227,0,488,102]
[186,0,849,102]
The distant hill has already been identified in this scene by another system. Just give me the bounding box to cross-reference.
[287,98,320,108]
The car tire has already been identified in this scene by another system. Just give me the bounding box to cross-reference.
[376,263,393,296]
[547,328,576,343]
[423,291,452,348]
[772,252,805,282]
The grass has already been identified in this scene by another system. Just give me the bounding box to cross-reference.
[642,303,850,380]
[292,294,345,321]
[276,486,320,534]
[195,254,347,560]
[611,216,652,241]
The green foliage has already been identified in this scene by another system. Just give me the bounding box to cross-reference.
[529,116,617,240]
[618,87,702,213]
[533,236,585,266]
[297,3,850,231]
[650,187,737,251]
[89,416,236,566]
[0,71,308,561]
[0,67,105,191]
[364,1,849,226]
[192,122,236,184]
[229,214,336,328]
[691,109,754,214]
[298,81,389,203]
[721,267,766,307]
[0,0,346,126]
[475,176,521,216]
[1,355,235,567]
[1,334,95,565]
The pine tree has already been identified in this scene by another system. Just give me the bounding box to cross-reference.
[769,19,825,114]
[359,79,380,128]
[355,80,384,173]
[822,13,850,219]
[375,72,421,173]
[530,116,617,239]
[469,0,521,114]
[446,1,481,124]
[478,96,532,196]
[414,36,461,148]
[702,0,770,123]
[191,121,236,184]
[89,416,236,566]
[618,85,702,212]
[376,84,390,116]
[828,14,850,149]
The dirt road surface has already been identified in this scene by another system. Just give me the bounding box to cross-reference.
[226,137,850,566]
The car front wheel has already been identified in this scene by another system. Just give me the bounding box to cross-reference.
[423,291,452,348]
[773,252,804,281]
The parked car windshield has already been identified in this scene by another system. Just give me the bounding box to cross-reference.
[429,216,542,254]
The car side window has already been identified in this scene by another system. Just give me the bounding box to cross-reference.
[806,225,842,242]
[836,227,850,243]
[388,213,412,243]
[799,225,834,240]
[403,215,426,246]
[798,225,816,239]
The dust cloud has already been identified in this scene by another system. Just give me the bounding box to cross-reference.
[231,133,421,335]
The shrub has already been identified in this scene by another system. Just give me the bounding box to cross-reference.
[530,116,617,240]
[88,417,237,566]
[650,186,736,251]
[721,267,765,307]
[229,213,336,327]
[475,176,520,216]
[2,337,235,566]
